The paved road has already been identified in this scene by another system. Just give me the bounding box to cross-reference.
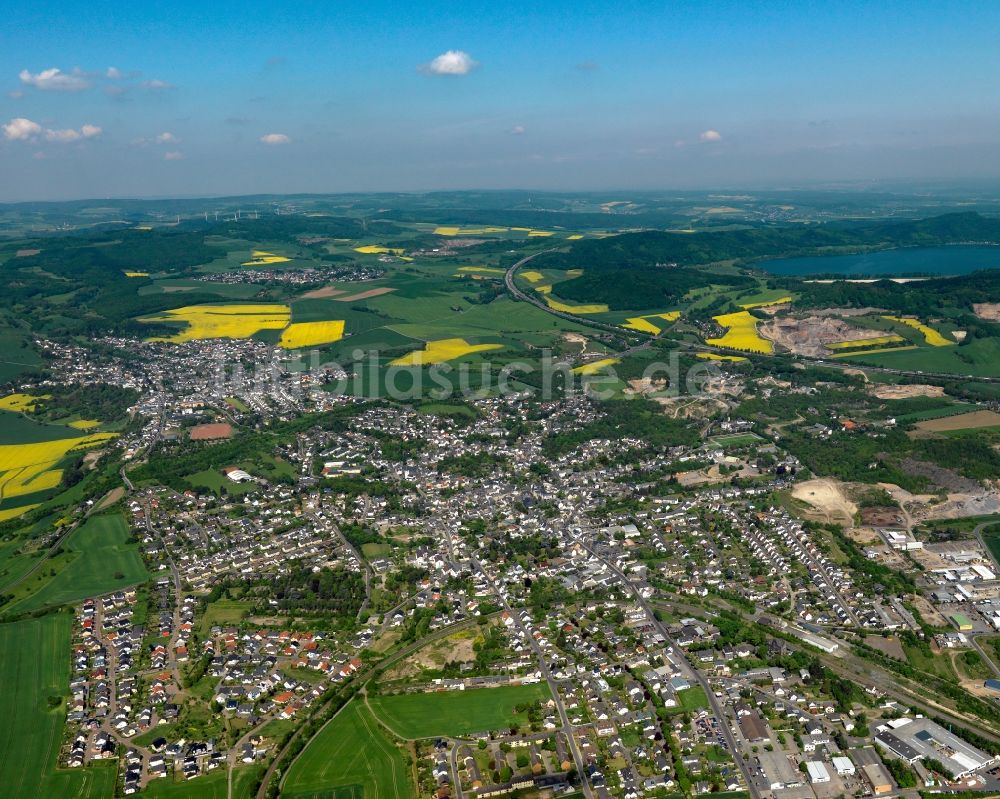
[261,614,501,799]
[504,252,1000,384]
[578,540,762,799]
[471,557,595,799]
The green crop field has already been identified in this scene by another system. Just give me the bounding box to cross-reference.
[0,613,117,798]
[282,698,412,799]
[8,512,147,613]
[0,410,93,443]
[368,682,552,739]
[144,764,263,799]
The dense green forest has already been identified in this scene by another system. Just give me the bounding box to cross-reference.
[535,212,1000,272]
[30,384,139,423]
[542,398,700,458]
[267,565,366,618]
[555,266,752,310]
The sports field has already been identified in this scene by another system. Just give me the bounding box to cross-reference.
[282,698,412,799]
[8,512,147,613]
[368,682,551,739]
[0,614,117,798]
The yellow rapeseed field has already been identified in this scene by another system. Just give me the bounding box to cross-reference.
[390,338,504,366]
[279,321,346,349]
[882,316,954,346]
[572,358,620,375]
[739,296,793,310]
[827,334,905,350]
[139,304,291,343]
[705,311,774,354]
[527,230,554,237]
[533,285,609,315]
[457,266,505,275]
[697,353,749,363]
[0,393,50,412]
[0,504,38,522]
[68,419,101,430]
[521,271,545,283]
[354,245,404,255]
[0,432,118,511]
[241,250,292,266]
[622,311,681,334]
[435,226,509,235]
[123,271,150,278]
[567,235,584,240]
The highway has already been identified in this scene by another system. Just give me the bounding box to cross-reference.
[504,253,1000,384]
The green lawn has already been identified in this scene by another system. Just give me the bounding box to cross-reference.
[361,542,392,559]
[199,598,254,634]
[0,613,117,798]
[7,512,147,613]
[674,686,710,713]
[282,698,412,799]
[368,682,552,739]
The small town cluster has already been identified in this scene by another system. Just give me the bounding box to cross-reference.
[9,334,1000,799]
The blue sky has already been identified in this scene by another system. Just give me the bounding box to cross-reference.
[2,0,1000,200]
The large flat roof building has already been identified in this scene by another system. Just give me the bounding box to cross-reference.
[861,763,893,795]
[876,718,995,778]
[805,761,831,784]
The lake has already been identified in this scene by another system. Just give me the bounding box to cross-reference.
[757,246,1000,277]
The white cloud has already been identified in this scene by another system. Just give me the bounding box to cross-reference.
[8,90,23,99]
[142,79,174,90]
[699,129,722,142]
[508,125,526,135]
[4,118,101,143]
[106,67,123,80]
[163,151,184,160]
[421,50,478,76]
[19,67,91,91]
[260,132,291,145]
[44,124,102,142]
[45,128,83,142]
[3,117,42,140]
[154,132,179,144]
